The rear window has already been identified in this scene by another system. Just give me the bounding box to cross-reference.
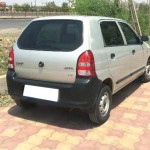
[18,20,83,51]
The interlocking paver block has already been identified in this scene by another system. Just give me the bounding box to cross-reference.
[73,140,113,150]
[0,119,5,124]
[36,128,54,138]
[27,135,44,146]
[34,122,48,127]
[148,124,150,130]
[50,132,68,142]
[123,113,137,120]
[107,129,124,138]
[0,128,20,137]
[55,143,74,150]
[65,135,82,145]
[15,143,35,150]
[0,81,150,150]
[32,147,49,150]
[38,139,59,149]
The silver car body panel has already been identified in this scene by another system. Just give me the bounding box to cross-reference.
[13,16,150,93]
[14,16,91,84]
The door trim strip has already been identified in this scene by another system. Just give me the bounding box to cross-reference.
[116,66,145,84]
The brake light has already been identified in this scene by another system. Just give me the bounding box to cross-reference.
[8,48,15,70]
[77,50,96,77]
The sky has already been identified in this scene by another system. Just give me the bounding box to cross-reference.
[2,0,149,6]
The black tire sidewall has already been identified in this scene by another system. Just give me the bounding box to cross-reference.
[95,85,112,124]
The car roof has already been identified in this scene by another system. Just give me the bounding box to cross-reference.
[32,15,124,22]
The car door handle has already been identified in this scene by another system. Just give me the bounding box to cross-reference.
[110,53,115,59]
[132,50,136,54]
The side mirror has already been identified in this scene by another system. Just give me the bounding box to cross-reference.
[141,36,149,42]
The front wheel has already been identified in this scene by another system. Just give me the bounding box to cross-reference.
[140,59,150,83]
[89,85,112,124]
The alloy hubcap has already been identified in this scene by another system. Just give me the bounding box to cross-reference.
[145,64,150,77]
[99,92,109,117]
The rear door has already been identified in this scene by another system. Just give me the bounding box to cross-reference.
[15,19,83,84]
[100,21,131,91]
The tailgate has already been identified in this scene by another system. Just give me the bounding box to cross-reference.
[14,49,78,84]
[14,19,84,84]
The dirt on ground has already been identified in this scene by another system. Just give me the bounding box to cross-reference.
[0,28,22,49]
[0,28,22,75]
[0,93,14,107]
[0,28,21,105]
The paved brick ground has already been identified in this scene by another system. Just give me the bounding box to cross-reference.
[0,80,150,150]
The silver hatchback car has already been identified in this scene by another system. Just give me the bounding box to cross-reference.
[7,16,150,124]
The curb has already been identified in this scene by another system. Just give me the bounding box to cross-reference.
[0,17,36,19]
[0,75,7,94]
[0,15,39,19]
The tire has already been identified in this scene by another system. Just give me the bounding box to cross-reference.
[140,59,150,83]
[89,85,112,124]
[14,99,36,109]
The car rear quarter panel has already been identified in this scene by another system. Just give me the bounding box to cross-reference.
[89,19,112,87]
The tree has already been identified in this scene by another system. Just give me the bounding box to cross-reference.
[13,3,22,11]
[43,1,59,11]
[138,2,148,13]
[13,3,31,11]
[47,1,56,8]
[137,3,149,35]
[62,2,69,12]
[74,0,128,18]
[74,0,149,35]
[68,0,75,8]
[22,3,31,12]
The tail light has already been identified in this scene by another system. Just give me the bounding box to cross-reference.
[8,48,15,70]
[77,50,96,77]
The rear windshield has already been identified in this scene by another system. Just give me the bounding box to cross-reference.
[17,20,83,51]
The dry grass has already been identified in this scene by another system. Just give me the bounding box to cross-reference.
[0,28,21,75]
[0,29,21,107]
[0,93,14,107]
[0,29,21,106]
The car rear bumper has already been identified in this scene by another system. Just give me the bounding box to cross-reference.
[7,70,102,111]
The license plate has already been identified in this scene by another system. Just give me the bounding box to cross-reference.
[23,85,59,102]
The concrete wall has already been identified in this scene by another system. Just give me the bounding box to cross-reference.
[0,75,7,94]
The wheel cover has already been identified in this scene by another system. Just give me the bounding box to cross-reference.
[145,64,150,78]
[99,92,110,117]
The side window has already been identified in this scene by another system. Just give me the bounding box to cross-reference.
[100,21,124,46]
[119,22,140,45]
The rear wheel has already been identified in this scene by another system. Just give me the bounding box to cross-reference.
[14,99,36,109]
[89,85,112,124]
[140,59,150,83]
